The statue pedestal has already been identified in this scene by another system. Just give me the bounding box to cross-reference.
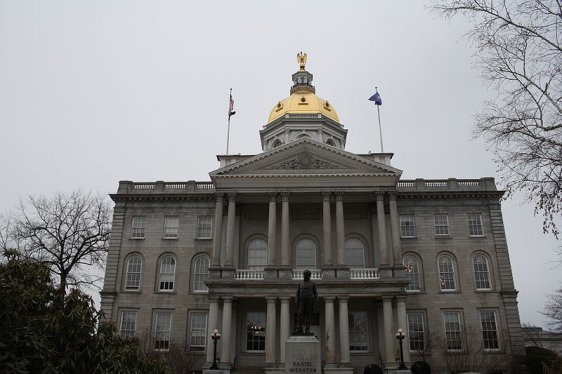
[285,335,321,374]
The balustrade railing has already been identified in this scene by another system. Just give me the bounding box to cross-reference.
[292,269,323,280]
[234,269,265,280]
[350,268,380,280]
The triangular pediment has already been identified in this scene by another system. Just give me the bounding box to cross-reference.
[209,138,402,191]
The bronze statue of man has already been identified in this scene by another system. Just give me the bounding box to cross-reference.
[293,269,318,335]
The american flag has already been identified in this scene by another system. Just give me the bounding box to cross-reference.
[229,89,236,118]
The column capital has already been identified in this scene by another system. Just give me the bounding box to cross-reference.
[388,192,397,201]
[265,296,278,303]
[375,192,386,201]
[381,295,393,302]
[222,296,234,302]
[208,296,220,302]
[323,296,336,302]
[321,191,332,201]
[396,295,408,302]
[335,191,344,201]
[227,193,237,202]
[279,296,291,303]
[269,192,278,202]
[281,192,290,201]
[215,193,224,202]
[337,295,349,302]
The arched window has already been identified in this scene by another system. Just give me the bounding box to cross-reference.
[273,139,283,148]
[403,255,421,291]
[125,254,142,290]
[438,255,456,291]
[473,254,491,290]
[159,255,176,291]
[325,139,336,147]
[345,238,365,268]
[193,256,210,293]
[248,238,268,271]
[296,238,316,268]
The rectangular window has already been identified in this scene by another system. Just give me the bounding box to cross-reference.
[246,311,266,351]
[153,311,172,351]
[163,216,179,239]
[131,216,146,239]
[349,311,368,352]
[120,310,137,338]
[480,310,500,350]
[407,312,425,352]
[468,213,484,236]
[443,311,462,351]
[400,215,416,237]
[190,311,208,352]
[434,214,450,236]
[196,215,212,239]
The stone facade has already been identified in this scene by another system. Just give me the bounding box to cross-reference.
[100,61,524,374]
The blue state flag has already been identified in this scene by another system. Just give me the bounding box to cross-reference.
[368,91,382,105]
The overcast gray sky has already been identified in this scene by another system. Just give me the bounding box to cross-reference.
[0,0,559,328]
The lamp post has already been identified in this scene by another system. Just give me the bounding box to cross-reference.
[210,329,221,370]
[395,328,407,370]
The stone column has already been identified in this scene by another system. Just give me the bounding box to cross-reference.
[267,193,277,267]
[220,297,233,366]
[211,194,224,267]
[389,193,402,265]
[206,297,220,365]
[324,297,336,367]
[376,193,388,265]
[338,296,351,365]
[382,296,394,365]
[281,192,290,268]
[335,192,346,267]
[279,297,291,365]
[224,193,236,267]
[396,296,410,363]
[322,192,332,267]
[266,297,277,365]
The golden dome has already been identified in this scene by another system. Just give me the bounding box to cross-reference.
[268,89,340,123]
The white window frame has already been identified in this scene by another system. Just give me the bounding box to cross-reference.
[125,254,142,291]
[473,254,492,290]
[443,311,463,351]
[434,214,450,236]
[345,238,365,268]
[189,311,208,352]
[480,310,500,351]
[131,216,146,239]
[193,255,210,293]
[468,213,484,236]
[196,215,213,239]
[246,311,266,352]
[348,311,369,352]
[407,311,426,352]
[247,238,268,271]
[159,255,176,292]
[163,216,179,239]
[438,255,457,292]
[399,215,416,238]
[153,311,172,351]
[403,255,421,292]
[295,238,317,269]
[119,310,137,338]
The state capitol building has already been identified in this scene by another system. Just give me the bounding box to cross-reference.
[101,55,524,373]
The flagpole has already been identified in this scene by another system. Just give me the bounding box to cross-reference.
[226,115,231,155]
[226,88,234,155]
[377,103,384,153]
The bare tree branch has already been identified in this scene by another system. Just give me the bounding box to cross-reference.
[7,191,112,292]
[433,0,562,237]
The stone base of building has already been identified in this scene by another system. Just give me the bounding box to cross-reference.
[323,367,354,374]
[202,370,230,374]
